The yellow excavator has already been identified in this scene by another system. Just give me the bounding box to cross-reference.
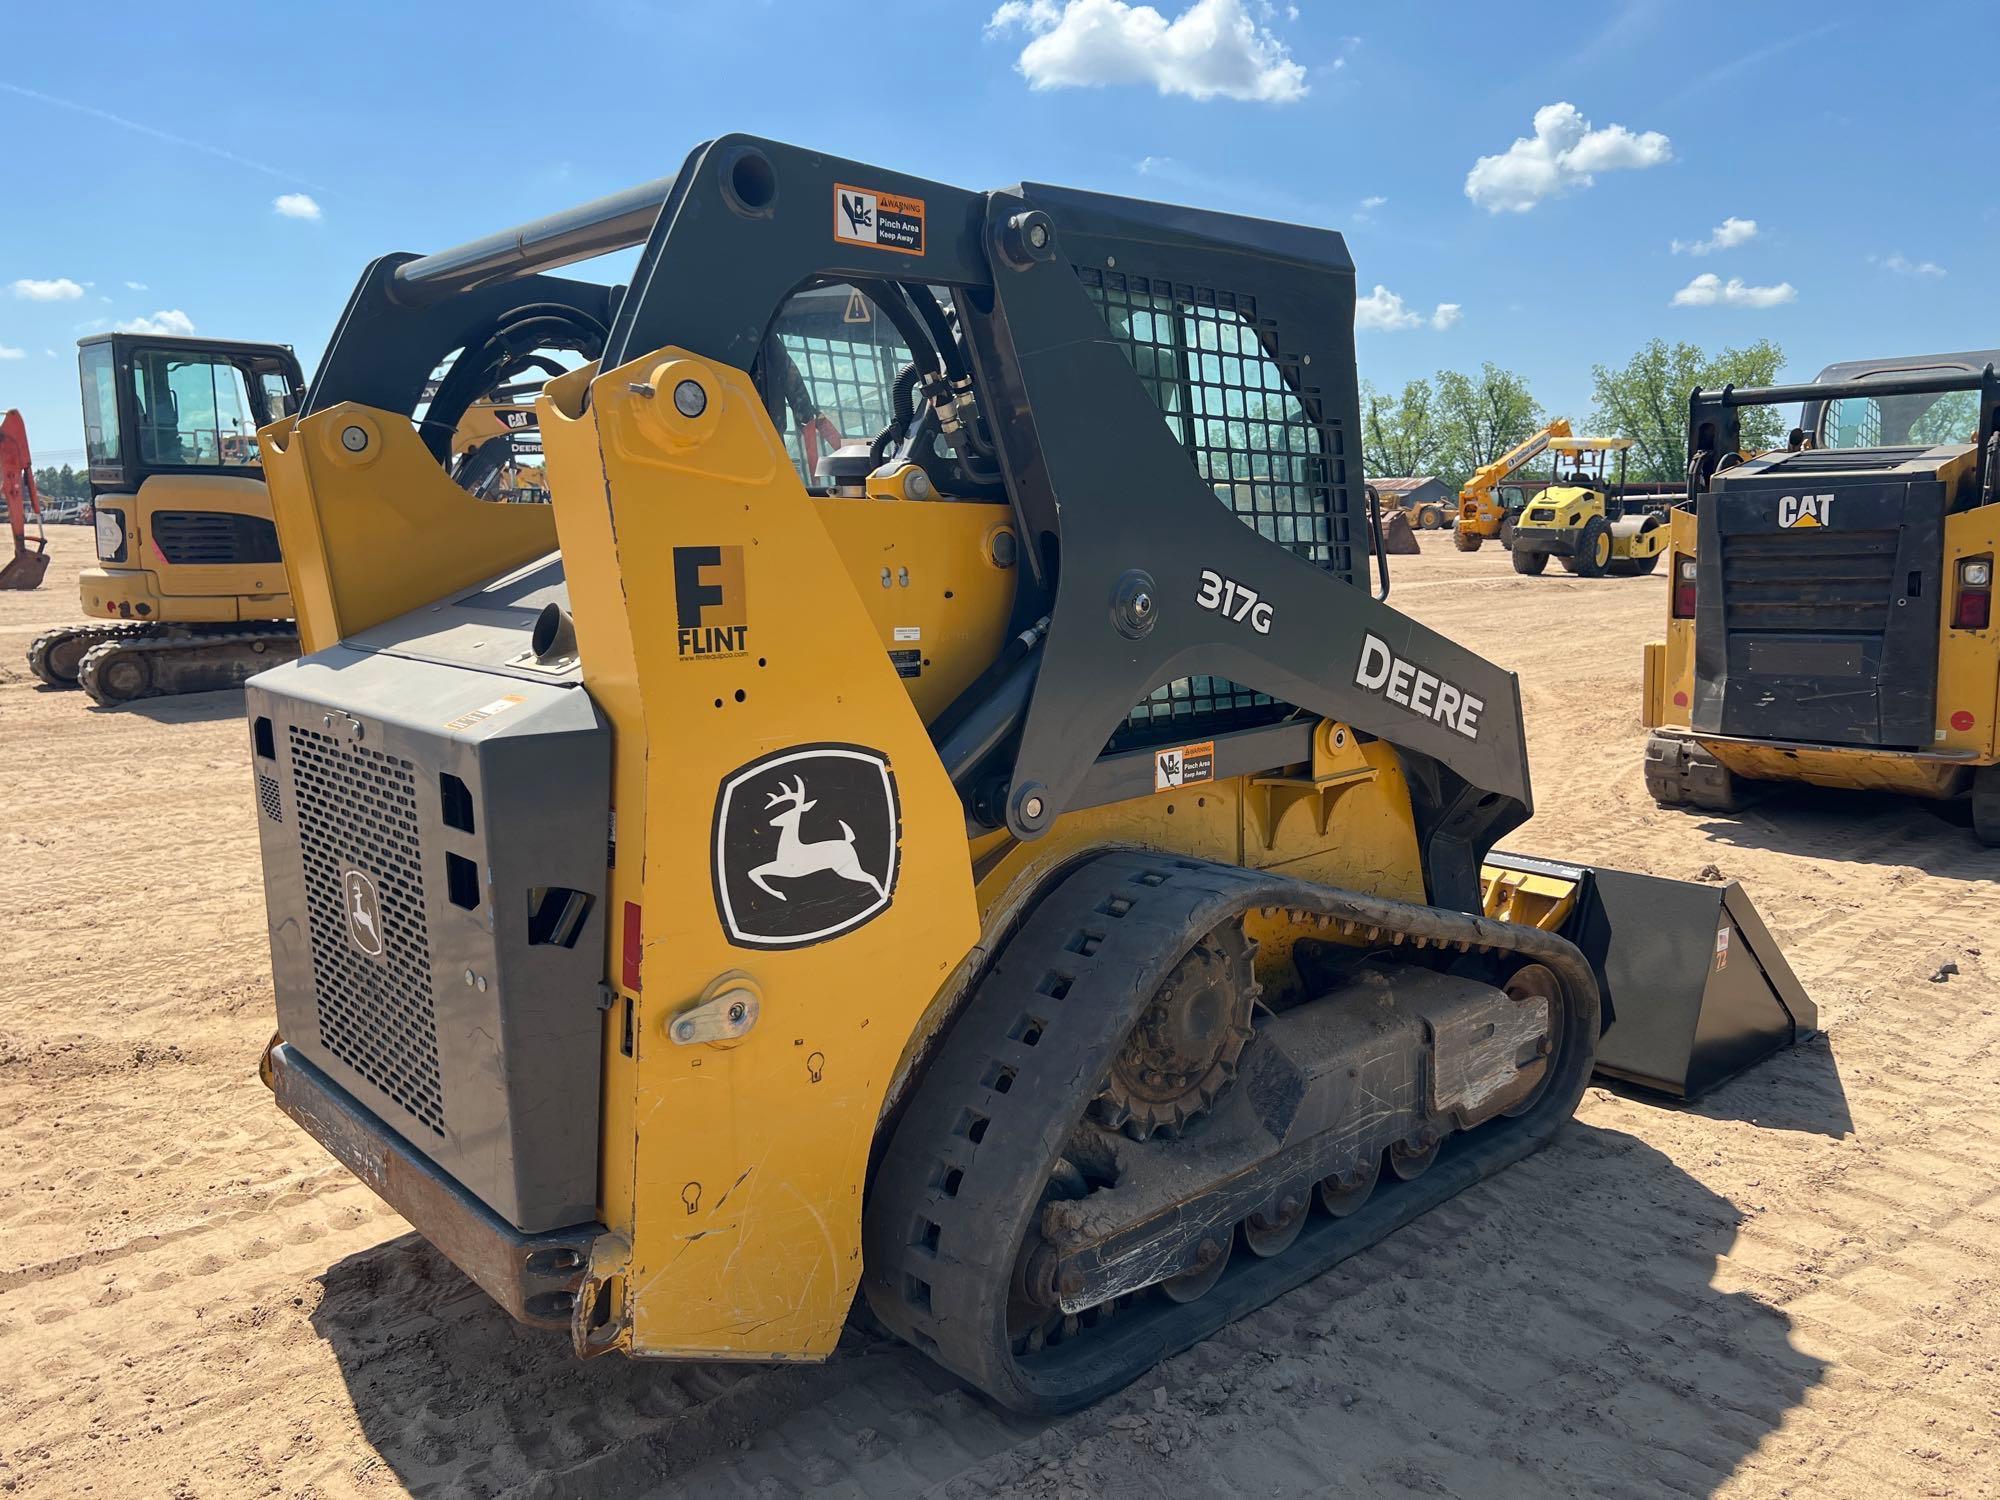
[27,333,305,704]
[1451,418,1570,551]
[243,139,1814,1413]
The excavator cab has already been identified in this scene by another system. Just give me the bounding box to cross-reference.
[241,137,1814,1413]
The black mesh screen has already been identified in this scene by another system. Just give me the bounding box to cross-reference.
[1081,266,1349,746]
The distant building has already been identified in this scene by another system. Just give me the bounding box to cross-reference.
[1367,476,1454,528]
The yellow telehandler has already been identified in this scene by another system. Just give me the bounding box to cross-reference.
[244,139,1813,1412]
[1451,418,1569,550]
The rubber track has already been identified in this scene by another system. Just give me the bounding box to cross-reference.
[77,622,298,706]
[861,849,1600,1414]
[26,622,162,688]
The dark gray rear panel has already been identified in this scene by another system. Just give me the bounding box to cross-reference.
[247,645,609,1233]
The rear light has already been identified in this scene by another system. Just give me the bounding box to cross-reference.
[95,505,127,562]
[1955,556,1992,630]
[1672,556,1697,618]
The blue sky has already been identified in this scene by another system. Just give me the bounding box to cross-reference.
[3,0,1994,464]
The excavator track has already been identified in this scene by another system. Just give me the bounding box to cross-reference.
[862,850,1600,1414]
[75,622,299,706]
[26,622,162,688]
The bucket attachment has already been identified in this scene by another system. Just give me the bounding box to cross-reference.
[1483,852,1816,1099]
[1379,509,1421,554]
[2,408,50,590]
[0,541,49,591]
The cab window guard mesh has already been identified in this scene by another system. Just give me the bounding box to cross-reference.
[1082,265,1347,745]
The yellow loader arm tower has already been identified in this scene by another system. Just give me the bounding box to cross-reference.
[1451,418,1571,552]
[243,138,1813,1413]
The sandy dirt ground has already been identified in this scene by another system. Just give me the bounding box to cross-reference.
[1,523,1996,1499]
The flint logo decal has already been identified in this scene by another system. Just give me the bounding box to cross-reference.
[833,183,926,255]
[1355,633,1484,740]
[1155,740,1215,793]
[341,868,385,959]
[1778,493,1834,529]
[712,745,901,948]
[674,545,748,659]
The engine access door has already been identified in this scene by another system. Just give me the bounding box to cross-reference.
[1693,449,1947,749]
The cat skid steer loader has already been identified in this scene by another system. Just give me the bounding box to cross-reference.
[1643,355,2000,840]
[245,139,1812,1413]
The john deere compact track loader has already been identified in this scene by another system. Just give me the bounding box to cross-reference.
[27,334,305,704]
[244,138,1812,1413]
[1643,354,2000,840]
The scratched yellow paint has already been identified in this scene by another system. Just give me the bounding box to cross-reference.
[546,349,980,1359]
[77,472,292,624]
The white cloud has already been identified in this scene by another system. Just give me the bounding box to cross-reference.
[1671,216,1758,255]
[117,309,197,336]
[1671,273,1796,309]
[1136,154,1171,174]
[273,192,322,221]
[1355,285,1460,332]
[124,280,148,291]
[10,277,85,302]
[0,345,24,360]
[44,348,58,358]
[1360,194,1387,211]
[1464,102,1671,213]
[986,0,1308,103]
[1876,251,1945,279]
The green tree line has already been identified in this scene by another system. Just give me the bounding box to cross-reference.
[30,465,91,501]
[1361,339,1785,490]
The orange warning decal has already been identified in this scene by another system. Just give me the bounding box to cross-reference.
[834,183,926,256]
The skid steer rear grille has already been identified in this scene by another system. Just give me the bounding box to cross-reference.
[1720,529,1898,633]
[285,725,445,1135]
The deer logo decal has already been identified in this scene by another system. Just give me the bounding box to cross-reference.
[341,868,385,959]
[748,775,888,902]
[713,745,901,948]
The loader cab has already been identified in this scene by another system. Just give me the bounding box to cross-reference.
[1801,350,1997,451]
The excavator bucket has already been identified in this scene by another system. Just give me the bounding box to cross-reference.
[0,545,49,591]
[1484,852,1816,1098]
[1,409,50,591]
[1379,508,1421,554]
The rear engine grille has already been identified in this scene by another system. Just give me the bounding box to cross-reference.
[151,510,284,566]
[1720,529,1898,633]
[286,725,445,1135]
